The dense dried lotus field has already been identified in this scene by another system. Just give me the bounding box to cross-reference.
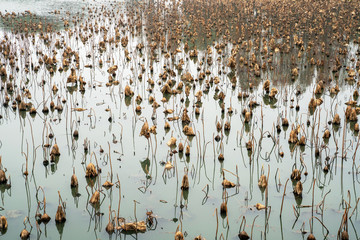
[0,0,360,239]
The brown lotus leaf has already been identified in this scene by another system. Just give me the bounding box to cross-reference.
[341,231,349,240]
[195,91,203,102]
[167,137,177,147]
[244,111,251,123]
[20,228,30,239]
[256,203,266,210]
[0,66,7,76]
[117,221,146,232]
[194,235,206,240]
[263,79,270,92]
[167,116,179,121]
[288,129,298,143]
[73,130,79,138]
[181,108,190,124]
[70,174,78,187]
[333,114,340,125]
[177,81,183,90]
[307,233,316,240]
[161,83,172,94]
[164,109,174,114]
[178,142,184,152]
[185,145,190,156]
[258,174,267,188]
[41,213,51,223]
[185,85,190,96]
[175,230,184,240]
[299,136,306,146]
[181,175,189,190]
[0,169,7,184]
[181,72,193,82]
[106,220,114,234]
[55,204,66,223]
[85,162,98,178]
[51,144,60,156]
[316,98,323,106]
[269,88,278,98]
[345,106,352,119]
[246,141,252,151]
[238,231,250,240]
[103,181,114,189]
[348,69,356,78]
[140,121,150,138]
[222,179,235,188]
[218,91,225,101]
[216,122,222,131]
[308,98,317,109]
[330,87,338,95]
[183,125,195,136]
[124,85,133,97]
[291,169,301,181]
[165,161,174,171]
[135,106,141,113]
[349,108,358,122]
[0,216,7,230]
[345,100,357,106]
[314,84,322,94]
[227,55,236,68]
[89,191,100,205]
[224,121,231,130]
[220,202,227,215]
[293,181,303,196]
[149,125,157,134]
[291,68,298,76]
[353,90,359,99]
[323,129,331,139]
[282,118,289,126]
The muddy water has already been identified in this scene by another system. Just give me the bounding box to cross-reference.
[0,0,359,240]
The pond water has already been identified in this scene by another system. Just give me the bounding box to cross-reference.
[0,0,360,239]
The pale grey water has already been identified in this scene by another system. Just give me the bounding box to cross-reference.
[0,0,359,240]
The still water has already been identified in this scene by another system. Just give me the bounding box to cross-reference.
[0,0,359,239]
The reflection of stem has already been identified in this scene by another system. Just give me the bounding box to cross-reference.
[25,177,31,214]
[24,215,33,228]
[341,117,346,159]
[215,208,219,239]
[316,189,330,216]
[280,178,289,217]
[265,206,271,230]
[239,216,246,233]
[107,142,113,182]
[349,218,359,240]
[27,118,36,173]
[349,197,360,219]
[134,200,137,233]
[280,215,284,240]
[352,131,360,165]
[250,215,259,240]
[116,174,121,226]
[309,216,329,238]
[311,179,316,233]
[36,186,47,212]
[117,122,123,140]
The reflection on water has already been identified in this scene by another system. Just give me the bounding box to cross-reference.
[0,0,86,15]
[0,0,88,32]
[0,0,359,239]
